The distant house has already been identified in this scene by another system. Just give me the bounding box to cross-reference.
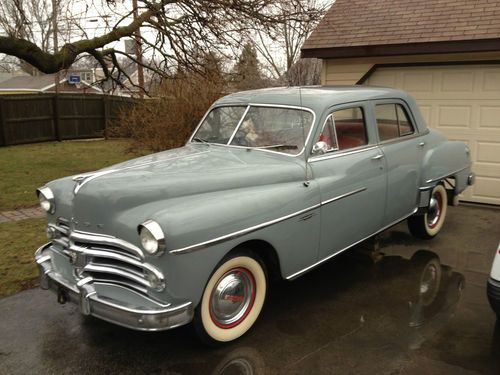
[302,0,500,205]
[0,74,103,95]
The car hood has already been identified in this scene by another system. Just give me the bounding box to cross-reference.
[49,144,307,224]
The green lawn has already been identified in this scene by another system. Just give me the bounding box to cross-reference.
[0,139,137,210]
[0,218,47,297]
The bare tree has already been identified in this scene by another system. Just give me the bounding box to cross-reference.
[254,0,331,83]
[0,0,74,74]
[0,0,290,93]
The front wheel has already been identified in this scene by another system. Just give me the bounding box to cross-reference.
[194,252,267,345]
[408,184,448,239]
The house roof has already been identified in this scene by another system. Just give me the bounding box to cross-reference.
[302,0,500,58]
[0,74,64,91]
[0,74,102,93]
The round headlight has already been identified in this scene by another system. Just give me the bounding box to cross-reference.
[139,220,166,255]
[37,186,55,214]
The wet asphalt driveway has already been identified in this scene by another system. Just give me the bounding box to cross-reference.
[1,204,499,374]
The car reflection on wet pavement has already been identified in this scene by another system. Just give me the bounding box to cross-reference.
[0,204,499,374]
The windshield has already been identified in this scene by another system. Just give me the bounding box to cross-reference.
[192,105,314,155]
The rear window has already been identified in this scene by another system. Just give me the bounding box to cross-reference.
[375,104,415,142]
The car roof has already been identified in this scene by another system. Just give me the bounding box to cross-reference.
[214,86,414,112]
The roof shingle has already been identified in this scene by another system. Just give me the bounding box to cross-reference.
[302,0,500,52]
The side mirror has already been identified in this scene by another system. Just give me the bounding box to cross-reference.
[312,141,328,155]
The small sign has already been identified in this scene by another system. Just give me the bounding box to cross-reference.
[68,74,81,84]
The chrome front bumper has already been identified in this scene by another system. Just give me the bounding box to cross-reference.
[35,243,193,331]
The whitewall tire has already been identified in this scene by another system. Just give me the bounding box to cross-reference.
[194,253,267,344]
[408,184,448,239]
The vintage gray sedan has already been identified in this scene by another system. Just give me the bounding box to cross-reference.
[35,86,474,344]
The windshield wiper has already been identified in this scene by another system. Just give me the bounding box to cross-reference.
[256,144,298,150]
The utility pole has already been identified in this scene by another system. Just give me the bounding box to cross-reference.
[51,0,59,95]
[51,0,61,141]
[132,0,145,98]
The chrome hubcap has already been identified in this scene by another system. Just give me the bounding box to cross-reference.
[427,193,442,228]
[210,268,255,328]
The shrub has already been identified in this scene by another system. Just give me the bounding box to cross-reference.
[110,70,224,152]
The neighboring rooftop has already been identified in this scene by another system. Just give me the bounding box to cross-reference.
[302,0,500,58]
[0,74,102,94]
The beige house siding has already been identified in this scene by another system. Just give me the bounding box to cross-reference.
[322,52,500,85]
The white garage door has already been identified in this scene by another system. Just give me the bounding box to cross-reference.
[366,64,500,205]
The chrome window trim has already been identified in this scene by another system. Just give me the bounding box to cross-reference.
[169,203,321,254]
[317,113,339,152]
[321,187,367,206]
[309,145,378,162]
[377,131,426,146]
[188,103,316,158]
[285,207,419,280]
[227,105,251,144]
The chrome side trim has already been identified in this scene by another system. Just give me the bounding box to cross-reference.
[70,231,144,260]
[309,145,378,162]
[425,165,470,184]
[285,207,419,280]
[169,203,321,254]
[321,187,367,206]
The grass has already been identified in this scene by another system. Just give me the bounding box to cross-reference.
[0,139,138,210]
[0,218,47,297]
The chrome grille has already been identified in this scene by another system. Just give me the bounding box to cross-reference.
[48,219,164,294]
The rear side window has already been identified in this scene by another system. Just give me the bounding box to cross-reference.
[318,107,368,152]
[375,104,415,141]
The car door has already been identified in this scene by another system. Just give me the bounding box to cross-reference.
[373,100,424,226]
[309,103,387,261]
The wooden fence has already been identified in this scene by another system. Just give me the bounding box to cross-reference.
[0,94,136,147]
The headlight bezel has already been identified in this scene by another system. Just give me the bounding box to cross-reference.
[138,220,166,256]
[37,186,55,214]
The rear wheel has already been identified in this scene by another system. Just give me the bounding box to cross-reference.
[408,184,448,239]
[194,252,267,345]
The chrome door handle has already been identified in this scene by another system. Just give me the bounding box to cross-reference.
[418,142,426,147]
[371,154,384,160]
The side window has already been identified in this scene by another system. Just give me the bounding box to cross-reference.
[317,107,367,152]
[375,103,415,141]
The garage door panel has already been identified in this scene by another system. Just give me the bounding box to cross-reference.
[479,106,500,128]
[403,72,433,91]
[366,64,500,205]
[483,71,500,91]
[441,71,474,92]
[473,177,500,203]
[438,106,472,128]
[477,142,500,163]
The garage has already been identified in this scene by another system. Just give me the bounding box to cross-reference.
[365,64,500,205]
[301,0,500,205]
